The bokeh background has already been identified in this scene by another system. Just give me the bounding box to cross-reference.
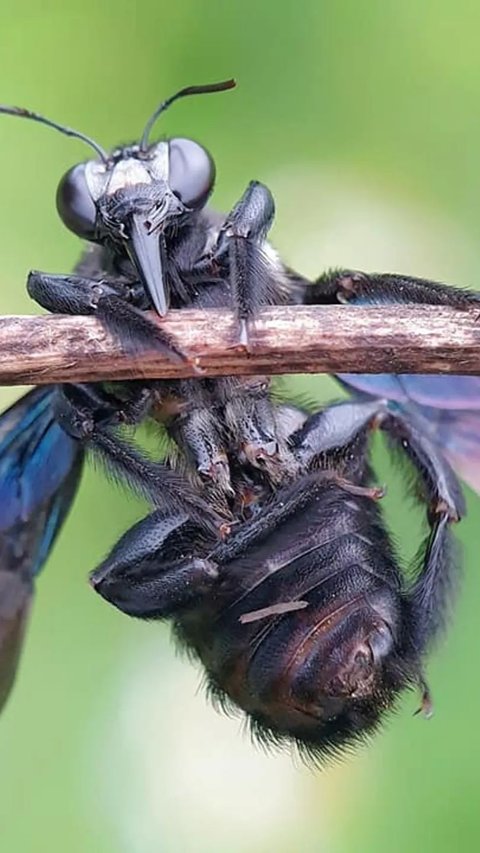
[1,2,480,851]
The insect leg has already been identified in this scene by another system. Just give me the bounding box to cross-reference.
[164,379,233,497]
[212,181,288,344]
[292,396,464,651]
[290,398,384,475]
[166,374,293,496]
[306,268,480,308]
[216,376,290,482]
[54,383,221,533]
[380,407,464,653]
[90,510,219,618]
[307,269,480,492]
[54,382,154,437]
[27,271,185,358]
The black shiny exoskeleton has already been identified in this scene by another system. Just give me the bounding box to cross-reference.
[88,394,463,758]
[0,81,478,761]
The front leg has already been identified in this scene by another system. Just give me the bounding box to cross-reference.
[27,271,185,358]
[211,181,289,345]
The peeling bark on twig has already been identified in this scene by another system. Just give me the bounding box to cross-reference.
[0,304,478,385]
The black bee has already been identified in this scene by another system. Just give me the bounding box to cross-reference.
[0,80,477,761]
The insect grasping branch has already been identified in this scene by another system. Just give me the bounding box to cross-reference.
[0,304,478,386]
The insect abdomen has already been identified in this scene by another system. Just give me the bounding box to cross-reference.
[179,484,405,752]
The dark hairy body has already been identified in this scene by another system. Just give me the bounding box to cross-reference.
[0,81,473,761]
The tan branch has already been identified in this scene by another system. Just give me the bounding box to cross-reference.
[0,305,478,385]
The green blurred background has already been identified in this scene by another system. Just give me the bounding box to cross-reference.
[1,2,480,851]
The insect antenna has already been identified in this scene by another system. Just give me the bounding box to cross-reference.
[0,104,108,162]
[139,78,236,152]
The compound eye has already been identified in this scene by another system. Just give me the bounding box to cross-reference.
[168,138,215,209]
[56,163,97,240]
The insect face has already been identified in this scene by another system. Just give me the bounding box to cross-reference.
[56,137,215,315]
[0,79,234,318]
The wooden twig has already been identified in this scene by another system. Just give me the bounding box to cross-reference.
[0,305,478,385]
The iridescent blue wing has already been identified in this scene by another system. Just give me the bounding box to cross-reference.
[336,373,480,410]
[0,387,84,711]
[337,373,480,493]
